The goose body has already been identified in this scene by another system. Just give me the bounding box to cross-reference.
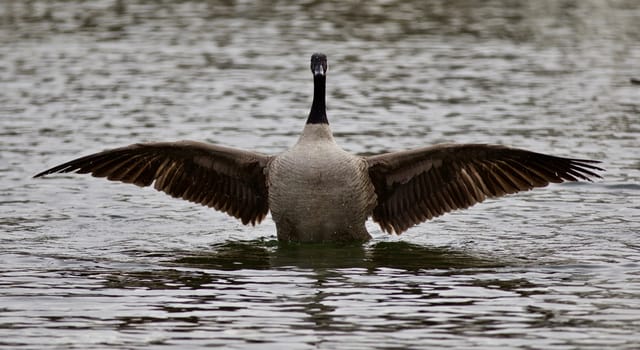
[268,124,376,241]
[35,53,603,242]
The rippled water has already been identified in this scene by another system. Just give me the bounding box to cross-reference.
[1,0,639,349]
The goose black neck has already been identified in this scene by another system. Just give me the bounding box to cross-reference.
[307,74,328,125]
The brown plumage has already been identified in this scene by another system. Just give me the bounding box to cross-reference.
[366,144,601,234]
[35,141,271,226]
[34,53,603,242]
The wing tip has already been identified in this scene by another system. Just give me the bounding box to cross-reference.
[33,165,69,178]
[33,171,47,179]
[569,158,605,181]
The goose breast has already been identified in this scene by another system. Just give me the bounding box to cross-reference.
[267,137,376,242]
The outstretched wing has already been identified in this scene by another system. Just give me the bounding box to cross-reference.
[35,141,272,225]
[366,144,603,234]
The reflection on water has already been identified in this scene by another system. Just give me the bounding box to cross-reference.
[4,242,637,349]
[1,0,639,349]
[173,240,503,271]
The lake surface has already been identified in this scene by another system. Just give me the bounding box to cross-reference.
[1,0,639,349]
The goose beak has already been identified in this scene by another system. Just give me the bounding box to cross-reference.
[312,63,325,77]
[310,53,327,77]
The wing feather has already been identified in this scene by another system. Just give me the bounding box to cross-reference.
[34,141,272,225]
[367,144,603,234]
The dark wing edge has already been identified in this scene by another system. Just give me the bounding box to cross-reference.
[34,141,272,225]
[366,144,604,234]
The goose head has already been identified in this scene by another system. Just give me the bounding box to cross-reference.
[310,53,327,77]
[307,53,328,125]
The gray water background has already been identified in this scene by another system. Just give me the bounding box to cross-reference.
[1,0,639,349]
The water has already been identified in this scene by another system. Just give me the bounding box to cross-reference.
[1,0,639,349]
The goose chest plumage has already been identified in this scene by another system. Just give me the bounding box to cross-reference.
[35,53,603,242]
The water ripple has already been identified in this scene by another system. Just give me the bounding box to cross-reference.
[1,0,639,349]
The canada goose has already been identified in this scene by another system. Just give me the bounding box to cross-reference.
[35,53,603,242]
